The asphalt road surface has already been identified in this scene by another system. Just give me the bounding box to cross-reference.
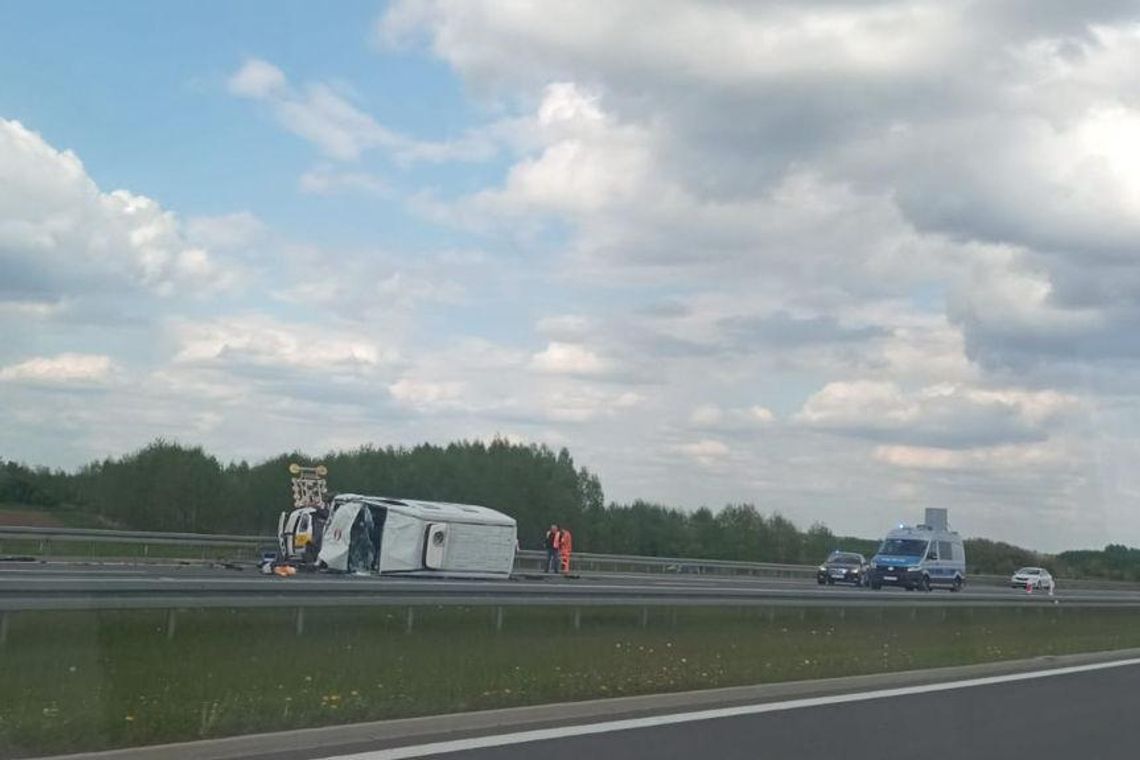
[319,660,1140,760]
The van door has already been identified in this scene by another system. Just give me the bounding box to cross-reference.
[424,523,449,569]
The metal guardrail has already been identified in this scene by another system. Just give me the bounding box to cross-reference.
[513,549,814,578]
[3,526,1139,592]
[0,525,274,546]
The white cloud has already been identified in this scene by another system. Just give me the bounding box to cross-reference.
[530,341,609,377]
[678,438,730,466]
[172,315,395,370]
[228,57,497,163]
[227,58,287,98]
[798,380,1077,450]
[186,212,265,250]
[0,353,115,385]
[536,314,593,341]
[0,118,235,300]
[749,406,775,424]
[298,166,389,196]
[689,404,722,426]
[872,442,1063,472]
[388,377,465,408]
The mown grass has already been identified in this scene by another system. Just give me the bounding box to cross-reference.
[2,604,1139,757]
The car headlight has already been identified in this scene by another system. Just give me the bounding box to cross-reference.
[819,566,827,572]
[851,568,860,573]
[907,566,922,572]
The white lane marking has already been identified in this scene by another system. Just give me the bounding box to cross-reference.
[319,657,1140,759]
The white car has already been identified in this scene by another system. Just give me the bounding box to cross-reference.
[1010,567,1054,592]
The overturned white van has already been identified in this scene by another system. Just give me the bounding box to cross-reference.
[316,494,517,579]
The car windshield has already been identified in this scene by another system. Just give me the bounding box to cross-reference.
[1017,568,1040,575]
[878,539,928,556]
[828,554,861,565]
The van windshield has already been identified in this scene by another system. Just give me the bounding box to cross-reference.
[878,539,928,556]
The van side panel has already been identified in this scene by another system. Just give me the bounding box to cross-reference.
[378,512,427,572]
[442,522,516,575]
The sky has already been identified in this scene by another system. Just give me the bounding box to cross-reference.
[3,1,1140,551]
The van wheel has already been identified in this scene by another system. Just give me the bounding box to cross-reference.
[950,577,962,592]
[920,575,932,592]
[870,580,881,590]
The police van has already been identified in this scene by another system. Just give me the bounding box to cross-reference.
[869,508,966,592]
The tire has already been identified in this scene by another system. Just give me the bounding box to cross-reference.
[920,575,932,592]
[871,580,882,590]
[817,577,825,585]
[950,576,962,593]
[826,577,834,586]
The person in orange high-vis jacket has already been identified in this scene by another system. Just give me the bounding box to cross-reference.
[558,527,573,574]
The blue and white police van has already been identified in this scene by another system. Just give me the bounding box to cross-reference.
[869,508,966,592]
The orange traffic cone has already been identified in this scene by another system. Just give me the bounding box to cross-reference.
[1026,580,1033,595]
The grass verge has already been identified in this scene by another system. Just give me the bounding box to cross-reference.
[2,604,1139,757]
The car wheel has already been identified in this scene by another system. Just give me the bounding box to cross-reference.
[870,580,881,590]
[920,575,932,592]
[817,577,825,585]
[826,577,834,585]
[950,577,962,593]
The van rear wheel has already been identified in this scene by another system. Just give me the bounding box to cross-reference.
[920,575,931,592]
[950,577,962,593]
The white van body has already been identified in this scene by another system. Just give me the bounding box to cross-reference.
[870,509,967,591]
[317,494,517,578]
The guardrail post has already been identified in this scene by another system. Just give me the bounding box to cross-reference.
[405,607,415,634]
[640,607,648,628]
[494,606,503,632]
[0,611,10,646]
[165,609,177,641]
[295,608,305,636]
[144,544,150,558]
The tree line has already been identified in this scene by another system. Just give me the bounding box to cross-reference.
[2,439,1137,579]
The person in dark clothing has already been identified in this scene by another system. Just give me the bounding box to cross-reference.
[543,524,561,574]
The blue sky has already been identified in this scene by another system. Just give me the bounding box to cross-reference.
[3,1,1140,551]
[0,1,488,245]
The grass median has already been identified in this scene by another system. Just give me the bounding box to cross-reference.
[2,604,1140,756]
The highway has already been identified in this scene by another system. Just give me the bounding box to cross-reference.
[3,559,1139,610]
[307,658,1140,760]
